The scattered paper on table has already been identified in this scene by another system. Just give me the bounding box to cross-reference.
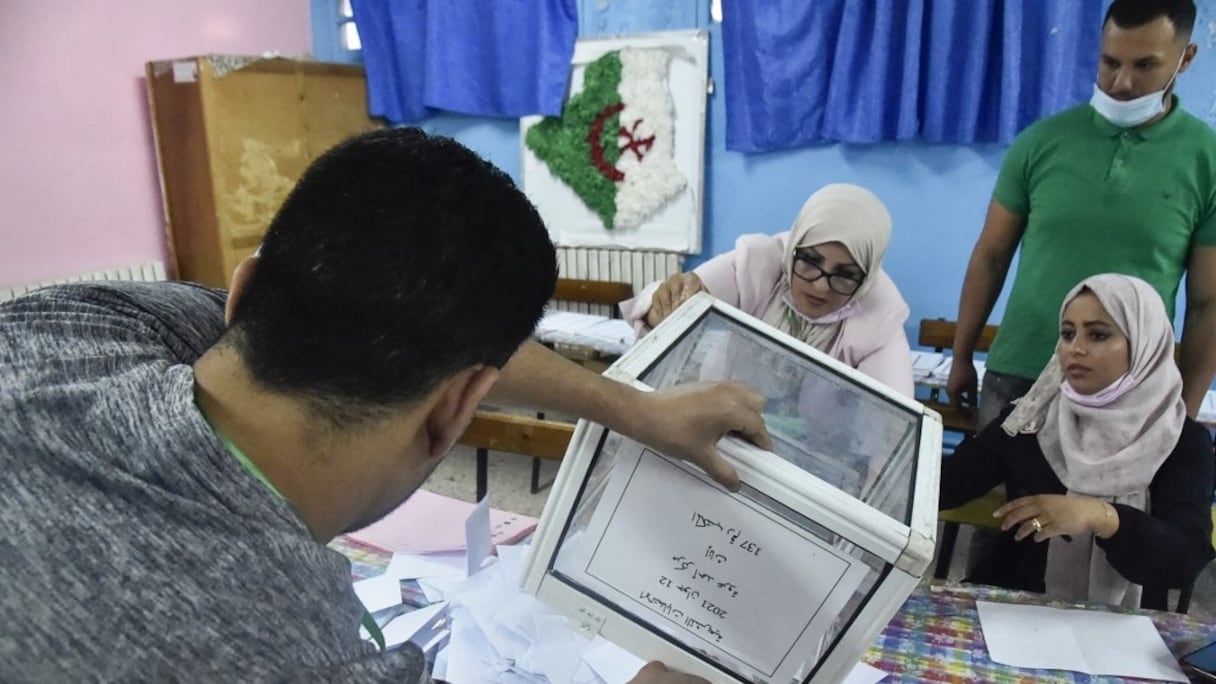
[581,641,646,684]
[351,574,403,614]
[380,600,448,650]
[384,552,465,581]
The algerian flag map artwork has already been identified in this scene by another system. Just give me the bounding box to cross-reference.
[526,47,687,232]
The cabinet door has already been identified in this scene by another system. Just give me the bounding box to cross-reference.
[149,58,380,287]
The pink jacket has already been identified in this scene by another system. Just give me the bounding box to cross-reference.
[621,232,914,397]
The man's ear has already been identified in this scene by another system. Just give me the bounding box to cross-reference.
[225,255,259,324]
[1179,42,1199,73]
[425,366,501,459]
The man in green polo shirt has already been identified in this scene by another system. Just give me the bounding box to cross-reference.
[948,0,1216,429]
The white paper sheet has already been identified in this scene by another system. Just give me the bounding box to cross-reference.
[843,661,888,684]
[384,552,465,581]
[419,574,468,603]
[466,496,494,577]
[380,600,448,649]
[581,640,647,684]
[976,601,1188,682]
[351,574,402,614]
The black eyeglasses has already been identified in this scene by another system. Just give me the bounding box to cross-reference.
[792,254,865,295]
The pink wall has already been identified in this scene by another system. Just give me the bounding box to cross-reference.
[0,1,312,288]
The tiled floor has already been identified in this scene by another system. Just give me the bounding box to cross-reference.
[424,444,1216,621]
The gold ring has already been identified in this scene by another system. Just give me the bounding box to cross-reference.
[1031,517,1043,533]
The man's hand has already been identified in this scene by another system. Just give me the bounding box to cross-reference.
[625,381,771,491]
[629,661,709,684]
[645,273,705,328]
[945,358,978,411]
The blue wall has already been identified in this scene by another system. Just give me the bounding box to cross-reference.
[408,1,1216,345]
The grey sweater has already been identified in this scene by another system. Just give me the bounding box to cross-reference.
[0,283,427,682]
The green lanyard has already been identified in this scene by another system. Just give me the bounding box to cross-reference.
[198,404,388,652]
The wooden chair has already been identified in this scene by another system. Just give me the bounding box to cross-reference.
[917,318,998,436]
[461,277,634,501]
[552,278,634,312]
[917,318,1006,580]
[526,278,635,492]
[459,411,575,501]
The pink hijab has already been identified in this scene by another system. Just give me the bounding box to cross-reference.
[1002,273,1186,605]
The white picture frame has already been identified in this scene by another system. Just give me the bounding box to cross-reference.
[520,30,709,254]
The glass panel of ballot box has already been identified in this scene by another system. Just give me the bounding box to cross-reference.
[522,293,942,683]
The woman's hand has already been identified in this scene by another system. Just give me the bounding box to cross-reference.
[995,494,1119,542]
[645,273,705,328]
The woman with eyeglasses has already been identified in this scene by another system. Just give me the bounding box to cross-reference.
[621,183,914,396]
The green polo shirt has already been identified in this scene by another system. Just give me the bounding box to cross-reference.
[986,99,1216,380]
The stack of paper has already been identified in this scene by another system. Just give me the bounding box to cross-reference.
[911,351,944,383]
[921,357,985,390]
[535,311,636,356]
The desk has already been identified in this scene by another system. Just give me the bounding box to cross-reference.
[332,537,1213,683]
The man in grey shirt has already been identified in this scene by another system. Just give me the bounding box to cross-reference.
[0,128,767,682]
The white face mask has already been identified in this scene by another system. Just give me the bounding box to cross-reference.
[1089,52,1185,128]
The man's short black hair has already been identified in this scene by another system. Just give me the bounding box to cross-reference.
[1104,0,1196,40]
[225,127,557,427]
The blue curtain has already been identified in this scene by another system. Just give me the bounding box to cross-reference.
[723,0,1105,152]
[351,0,578,123]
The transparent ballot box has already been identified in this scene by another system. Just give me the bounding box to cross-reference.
[522,293,942,683]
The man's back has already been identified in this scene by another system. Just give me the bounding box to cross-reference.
[0,283,425,681]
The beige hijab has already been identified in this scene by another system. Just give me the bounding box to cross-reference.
[759,183,892,352]
[1002,273,1186,606]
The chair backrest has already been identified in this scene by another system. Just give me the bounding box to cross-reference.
[459,411,574,461]
[551,278,634,319]
[916,318,999,435]
[917,319,999,354]
[553,278,634,308]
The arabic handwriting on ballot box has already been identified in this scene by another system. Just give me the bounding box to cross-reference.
[555,443,868,677]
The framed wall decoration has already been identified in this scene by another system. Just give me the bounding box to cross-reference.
[521,30,708,254]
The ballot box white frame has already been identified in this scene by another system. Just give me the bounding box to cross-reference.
[522,294,942,682]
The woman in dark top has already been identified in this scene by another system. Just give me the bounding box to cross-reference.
[941,273,1214,607]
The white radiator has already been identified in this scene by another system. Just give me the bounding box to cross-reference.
[555,247,683,316]
[0,261,167,304]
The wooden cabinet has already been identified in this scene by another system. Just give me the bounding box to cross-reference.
[145,55,380,287]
